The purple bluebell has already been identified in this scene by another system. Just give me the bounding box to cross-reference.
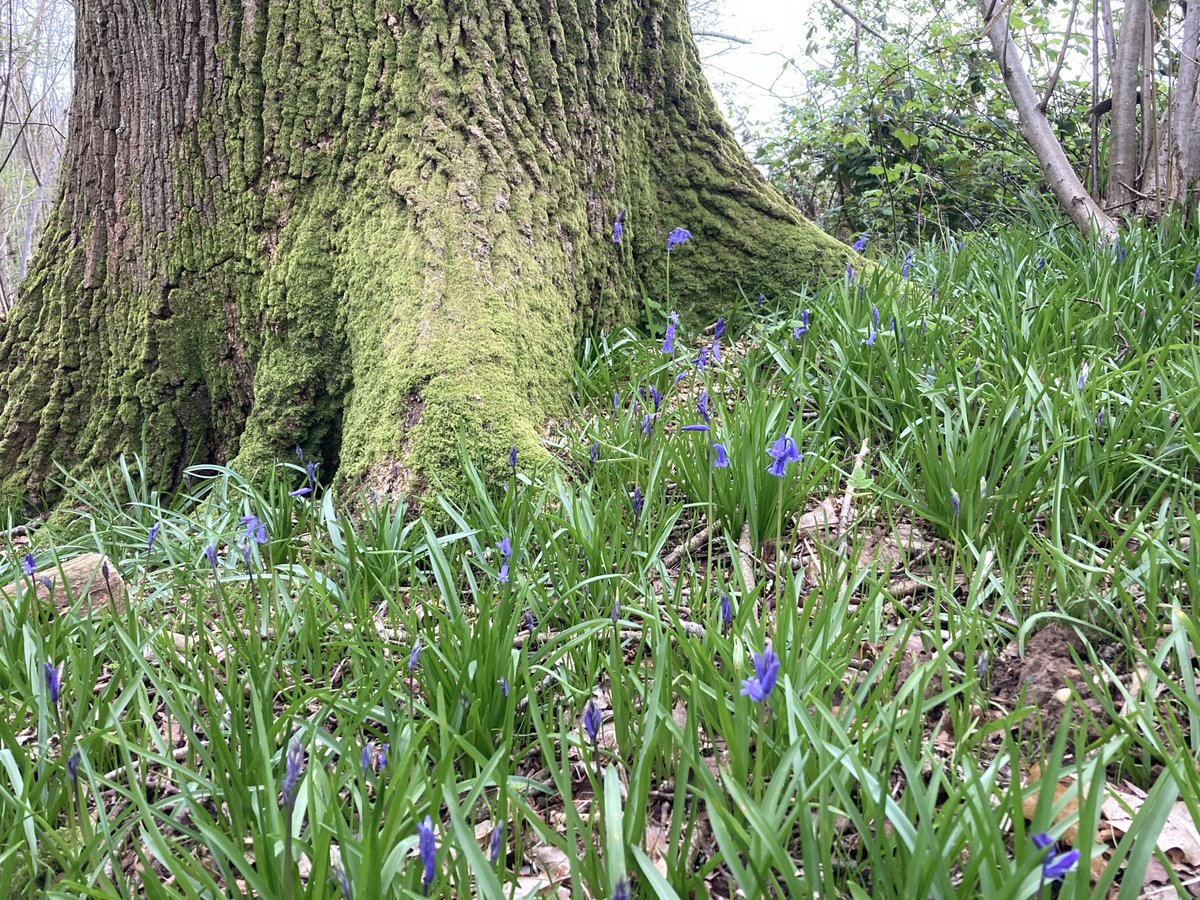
[614,392,621,412]
[333,865,352,899]
[873,307,881,329]
[306,461,319,488]
[583,701,602,746]
[44,662,61,705]
[1116,241,1128,263]
[1077,362,1089,391]
[148,522,162,552]
[902,252,915,279]
[509,446,518,470]
[720,595,733,633]
[489,823,504,864]
[846,264,856,283]
[23,554,36,578]
[409,641,423,672]
[641,414,654,437]
[281,739,306,810]
[766,435,801,478]
[613,210,625,245]
[674,371,687,384]
[38,576,53,592]
[361,743,373,775]
[740,644,781,702]
[418,815,437,894]
[976,651,989,680]
[889,316,896,334]
[205,544,219,570]
[863,328,878,347]
[1195,262,1200,286]
[951,490,961,518]
[241,515,267,545]
[1035,834,1080,881]
[611,601,620,626]
[682,424,710,432]
[695,347,709,371]
[714,318,727,340]
[614,877,631,900]
[793,309,810,339]
[757,293,765,306]
[712,444,730,468]
[667,228,692,252]
[499,562,510,583]
[289,486,312,498]
[1096,409,1106,428]
[650,386,663,411]
[589,442,600,464]
[498,536,513,559]
[68,748,81,784]
[498,677,510,697]
[1036,257,1047,271]
[524,611,537,633]
[1032,833,1055,850]
[662,321,676,354]
[632,487,644,517]
[712,338,722,364]
[852,234,869,253]
[698,392,710,424]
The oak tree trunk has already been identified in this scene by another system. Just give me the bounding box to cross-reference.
[0,0,851,506]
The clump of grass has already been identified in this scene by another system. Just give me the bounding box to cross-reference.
[2,214,1198,897]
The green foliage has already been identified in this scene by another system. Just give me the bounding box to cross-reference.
[2,215,1198,897]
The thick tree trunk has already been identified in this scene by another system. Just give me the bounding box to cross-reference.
[0,0,850,506]
[1107,0,1148,210]
[1155,0,1200,213]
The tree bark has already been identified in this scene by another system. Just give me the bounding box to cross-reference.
[1156,0,1200,213]
[0,0,851,507]
[980,0,1119,239]
[1107,0,1148,209]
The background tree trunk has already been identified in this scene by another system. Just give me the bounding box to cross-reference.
[0,0,851,507]
[1107,0,1147,209]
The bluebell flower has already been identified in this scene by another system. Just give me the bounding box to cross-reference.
[1077,362,1089,391]
[589,442,600,464]
[674,371,687,384]
[695,347,709,371]
[1116,241,1128,263]
[852,233,869,253]
[757,293,765,306]
[333,864,352,899]
[23,554,36,577]
[509,446,518,470]
[38,576,53,592]
[240,515,267,545]
[662,321,676,354]
[614,876,631,900]
[295,445,305,461]
[148,522,162,552]
[863,328,877,347]
[1032,833,1054,850]
[632,487,644,517]
[641,414,654,436]
[793,309,810,339]
[44,662,61,705]
[361,743,373,775]
[306,461,319,488]
[1195,262,1200,286]
[650,386,663,411]
[1033,834,1080,881]
[766,435,801,478]
[499,562,510,583]
[1036,257,1047,271]
[498,536,513,559]
[846,264,856,283]
[613,210,625,245]
[712,444,730,468]
[740,644,781,702]
[68,748,81,784]
[611,600,620,626]
[583,701,602,746]
[281,739,306,810]
[667,228,692,251]
[714,317,727,340]
[289,486,311,498]
[682,424,710,432]
[720,595,733,633]
[902,252,915,279]
[712,338,722,364]
[873,307,881,329]
[489,823,505,864]
[698,392,710,424]
[205,544,219,570]
[409,641,423,672]
[418,816,437,894]
[498,677,510,697]
[524,611,537,633]
[1096,409,1106,428]
[614,392,621,412]
[951,490,961,518]
[976,651,989,680]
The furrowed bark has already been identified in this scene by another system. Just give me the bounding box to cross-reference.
[1156,0,1200,213]
[980,0,1119,239]
[1107,0,1148,210]
[0,0,852,509]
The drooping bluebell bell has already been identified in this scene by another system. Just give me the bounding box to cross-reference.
[240,515,267,545]
[38,576,53,593]
[614,876,631,900]
[641,414,654,437]
[295,445,304,461]
[712,338,722,364]
[712,444,730,468]
[499,564,511,586]
[872,307,881,329]
[589,442,600,464]
[418,815,437,894]
[205,544,219,571]
[1036,257,1047,271]
[695,347,709,371]
[650,386,663,411]
[1032,833,1080,881]
[498,677,510,697]
[1077,362,1089,391]
[409,641,423,672]
[632,487,644,517]
[766,435,801,478]
[674,371,687,384]
[976,651,989,680]
[1116,241,1128,263]
[662,320,677,354]
[332,865,352,899]
[852,234,869,253]
[23,554,36,578]
[613,210,625,245]
[509,446,518,470]
[524,611,537,633]
[361,743,374,775]
[68,748,81,784]
[757,293,765,306]
[148,522,162,552]
[583,701,602,746]
[682,424,710,433]
[720,595,733,633]
[793,309,810,339]
[740,644,781,702]
[863,328,878,347]
[698,392,710,424]
[489,822,505,864]
[1096,409,1106,428]
[714,317,727,340]
[281,739,306,810]
[667,228,692,252]
[613,392,621,412]
[902,252,915,279]
[951,490,961,518]
[306,461,319,488]
[44,662,61,705]
[1195,262,1200,286]
[846,264,856,283]
[289,485,311,498]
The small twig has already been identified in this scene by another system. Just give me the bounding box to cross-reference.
[662,519,719,570]
[826,0,888,40]
[737,523,756,597]
[836,440,871,543]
